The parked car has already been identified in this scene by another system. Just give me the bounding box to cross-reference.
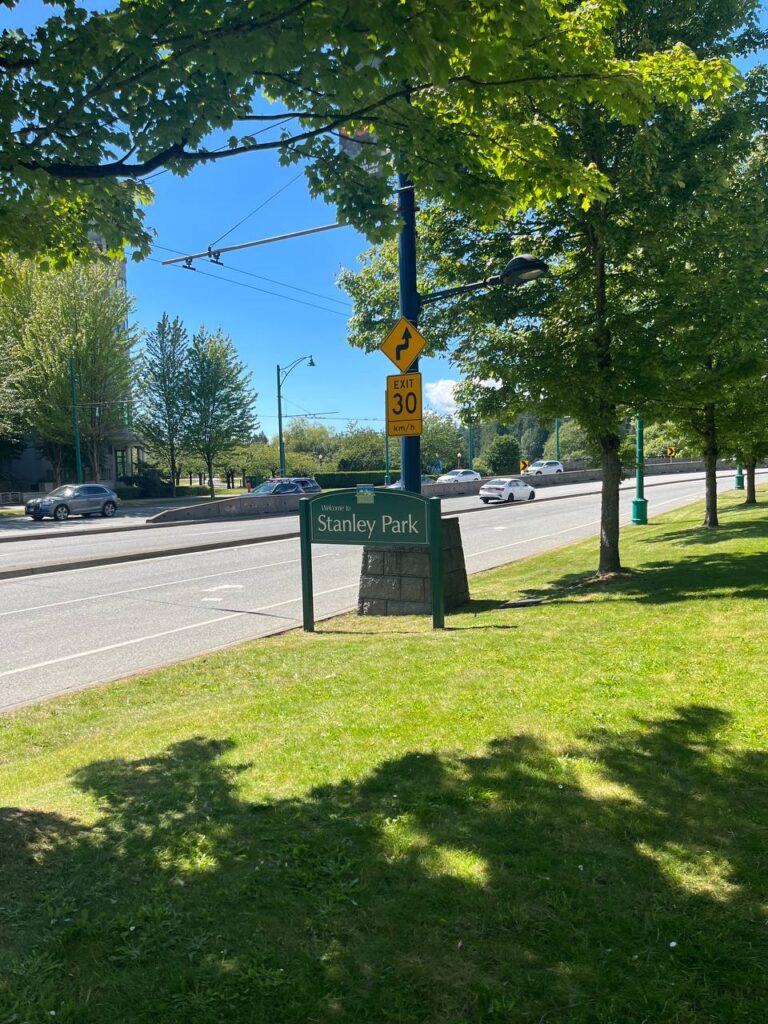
[435,468,482,484]
[25,484,121,521]
[251,477,321,496]
[479,477,536,503]
[387,476,435,489]
[526,460,563,475]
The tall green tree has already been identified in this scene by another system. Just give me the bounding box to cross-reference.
[420,413,466,473]
[1,258,135,482]
[183,328,258,499]
[341,0,756,575]
[134,314,190,496]
[640,129,768,526]
[336,426,386,472]
[0,0,736,265]
[483,435,522,475]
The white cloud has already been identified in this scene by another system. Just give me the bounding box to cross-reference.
[425,378,459,417]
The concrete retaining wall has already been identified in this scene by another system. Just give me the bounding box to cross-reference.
[148,459,744,524]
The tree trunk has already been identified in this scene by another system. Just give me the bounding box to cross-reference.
[745,461,757,504]
[702,403,719,528]
[206,457,215,499]
[599,437,623,575]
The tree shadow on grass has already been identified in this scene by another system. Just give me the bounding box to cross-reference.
[520,547,768,606]
[1,711,767,1023]
[657,514,768,547]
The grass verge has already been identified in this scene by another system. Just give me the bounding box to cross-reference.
[1,490,767,1023]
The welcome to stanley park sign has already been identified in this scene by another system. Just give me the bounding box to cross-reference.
[299,488,444,630]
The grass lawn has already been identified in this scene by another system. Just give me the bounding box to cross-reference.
[1,490,767,1023]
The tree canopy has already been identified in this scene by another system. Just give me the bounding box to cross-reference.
[340,0,762,574]
[1,0,738,265]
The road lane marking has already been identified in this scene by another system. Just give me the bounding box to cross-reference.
[202,597,223,602]
[0,582,358,679]
[0,554,331,617]
[468,520,601,557]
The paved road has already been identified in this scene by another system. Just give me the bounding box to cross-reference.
[0,470,754,576]
[0,471,748,712]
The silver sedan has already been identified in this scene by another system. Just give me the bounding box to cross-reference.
[25,484,121,521]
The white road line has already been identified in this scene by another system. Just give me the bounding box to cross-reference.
[467,520,601,558]
[0,554,330,618]
[202,597,223,602]
[0,582,358,680]
[0,533,305,586]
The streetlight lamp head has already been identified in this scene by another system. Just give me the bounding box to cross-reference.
[500,254,549,286]
[307,355,315,367]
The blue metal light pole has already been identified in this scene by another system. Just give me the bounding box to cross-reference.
[631,415,648,525]
[397,173,422,493]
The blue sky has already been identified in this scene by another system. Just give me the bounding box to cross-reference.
[131,149,459,438]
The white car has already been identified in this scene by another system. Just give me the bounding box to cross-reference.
[436,468,482,484]
[526,459,563,475]
[479,477,536,503]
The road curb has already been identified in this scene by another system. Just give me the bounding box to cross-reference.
[1,471,760,579]
[0,530,299,581]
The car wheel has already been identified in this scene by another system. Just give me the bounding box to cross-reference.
[53,504,69,521]
[506,493,515,502]
[535,471,542,475]
[101,501,117,517]
[528,490,536,500]
[480,498,489,504]
[555,469,563,473]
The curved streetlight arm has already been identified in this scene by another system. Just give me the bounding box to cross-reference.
[420,274,503,307]
[279,354,314,384]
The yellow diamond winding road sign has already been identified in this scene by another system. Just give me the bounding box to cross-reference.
[386,372,422,437]
[380,317,428,373]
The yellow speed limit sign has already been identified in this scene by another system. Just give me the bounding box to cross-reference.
[386,372,422,437]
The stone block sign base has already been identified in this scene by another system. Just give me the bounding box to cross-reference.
[358,517,469,616]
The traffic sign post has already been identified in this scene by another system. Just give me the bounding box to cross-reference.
[519,459,529,474]
[665,446,677,459]
[386,372,422,436]
[299,489,444,631]
[380,317,428,373]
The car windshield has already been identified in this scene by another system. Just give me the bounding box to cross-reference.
[253,482,279,495]
[47,486,76,497]
[487,479,509,486]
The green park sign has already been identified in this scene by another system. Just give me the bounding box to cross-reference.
[299,488,444,630]
[309,488,430,546]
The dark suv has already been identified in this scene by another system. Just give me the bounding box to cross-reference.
[251,477,321,496]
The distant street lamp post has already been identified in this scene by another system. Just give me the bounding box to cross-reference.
[277,355,314,477]
[68,356,84,484]
[555,418,561,461]
[631,415,648,525]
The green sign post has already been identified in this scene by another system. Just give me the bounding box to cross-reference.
[299,488,444,631]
